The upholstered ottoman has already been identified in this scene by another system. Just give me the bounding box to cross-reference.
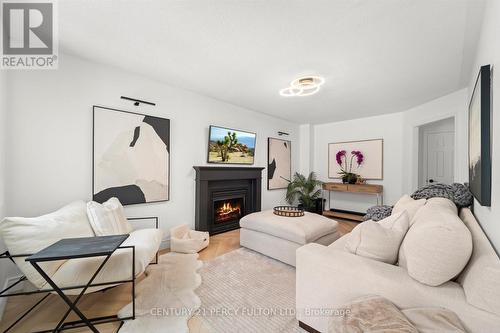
[239,210,340,266]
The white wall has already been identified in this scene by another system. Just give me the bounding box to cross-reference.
[401,89,469,194]
[312,89,468,213]
[0,71,6,220]
[298,124,313,175]
[313,112,404,212]
[5,54,299,244]
[0,71,19,319]
[0,69,7,316]
[467,0,500,251]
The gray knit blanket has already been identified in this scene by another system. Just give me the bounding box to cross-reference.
[363,205,394,221]
[364,183,473,221]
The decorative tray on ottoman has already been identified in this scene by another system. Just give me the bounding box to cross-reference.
[273,206,305,217]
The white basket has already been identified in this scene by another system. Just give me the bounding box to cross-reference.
[170,224,209,254]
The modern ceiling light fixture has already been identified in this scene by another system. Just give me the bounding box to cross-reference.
[280,75,325,97]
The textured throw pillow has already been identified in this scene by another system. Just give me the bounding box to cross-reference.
[398,198,472,286]
[345,211,409,264]
[363,205,393,221]
[86,197,133,236]
[0,201,95,288]
[392,195,426,224]
[328,295,418,333]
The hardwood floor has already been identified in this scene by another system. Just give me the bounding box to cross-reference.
[336,219,358,236]
[0,221,355,333]
[196,229,241,261]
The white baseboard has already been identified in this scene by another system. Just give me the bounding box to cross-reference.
[0,275,24,321]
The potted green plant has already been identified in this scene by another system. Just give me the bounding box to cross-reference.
[336,150,364,184]
[285,172,323,212]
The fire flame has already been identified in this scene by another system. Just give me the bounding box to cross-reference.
[217,202,241,215]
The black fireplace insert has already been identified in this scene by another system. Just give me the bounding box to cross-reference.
[194,167,264,235]
[214,196,244,224]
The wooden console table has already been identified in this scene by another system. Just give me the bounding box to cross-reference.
[322,182,383,222]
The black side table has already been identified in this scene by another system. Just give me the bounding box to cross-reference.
[25,235,134,333]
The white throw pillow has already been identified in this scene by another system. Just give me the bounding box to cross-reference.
[459,256,500,316]
[86,198,133,236]
[392,195,426,224]
[0,201,95,289]
[457,208,500,316]
[345,211,410,264]
[398,198,472,286]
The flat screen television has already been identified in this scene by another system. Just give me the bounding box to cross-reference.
[207,125,256,164]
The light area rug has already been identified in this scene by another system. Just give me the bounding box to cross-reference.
[117,252,202,333]
[195,248,307,333]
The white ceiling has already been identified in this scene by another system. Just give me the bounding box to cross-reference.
[59,0,485,124]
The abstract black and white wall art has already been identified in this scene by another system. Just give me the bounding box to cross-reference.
[468,65,492,206]
[93,106,170,205]
[268,137,291,190]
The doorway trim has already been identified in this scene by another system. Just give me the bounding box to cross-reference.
[410,114,458,191]
[418,117,455,187]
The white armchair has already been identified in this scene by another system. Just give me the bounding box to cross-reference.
[0,201,162,294]
[0,200,163,331]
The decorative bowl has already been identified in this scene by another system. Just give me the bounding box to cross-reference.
[273,206,305,217]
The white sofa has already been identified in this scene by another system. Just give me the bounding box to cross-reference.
[0,201,163,295]
[296,204,500,333]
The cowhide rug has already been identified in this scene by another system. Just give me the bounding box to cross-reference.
[118,252,202,333]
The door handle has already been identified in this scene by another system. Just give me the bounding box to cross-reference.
[428,179,435,183]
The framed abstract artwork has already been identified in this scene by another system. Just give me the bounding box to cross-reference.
[93,106,170,205]
[267,137,291,190]
[328,139,383,179]
[207,125,256,164]
[468,65,492,206]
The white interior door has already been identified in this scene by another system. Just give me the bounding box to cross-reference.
[425,131,454,185]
